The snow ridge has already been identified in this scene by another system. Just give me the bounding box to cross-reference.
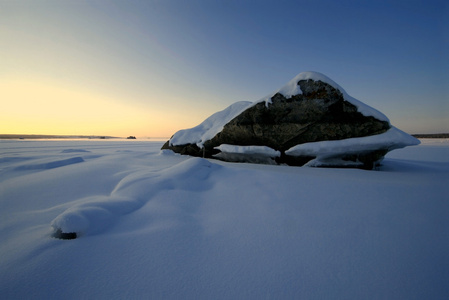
[51,157,219,237]
[214,144,281,157]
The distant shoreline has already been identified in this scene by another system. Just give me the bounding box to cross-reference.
[0,134,170,140]
[1,133,447,140]
[0,134,120,140]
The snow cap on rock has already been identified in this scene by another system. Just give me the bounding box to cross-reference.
[257,71,390,122]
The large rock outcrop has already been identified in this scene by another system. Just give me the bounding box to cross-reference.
[162,72,419,169]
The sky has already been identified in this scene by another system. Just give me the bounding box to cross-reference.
[1,0,448,137]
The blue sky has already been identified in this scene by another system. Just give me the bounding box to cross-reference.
[1,0,447,136]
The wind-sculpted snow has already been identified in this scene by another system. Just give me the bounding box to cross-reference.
[14,157,84,171]
[51,157,219,238]
[0,139,448,299]
[60,149,91,153]
[51,195,139,238]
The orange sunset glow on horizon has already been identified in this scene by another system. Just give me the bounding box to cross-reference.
[1,1,447,138]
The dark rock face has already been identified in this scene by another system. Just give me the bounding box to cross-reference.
[162,78,391,168]
[162,142,204,157]
[205,80,389,151]
[52,228,77,240]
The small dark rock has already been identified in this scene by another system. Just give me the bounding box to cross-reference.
[52,228,77,240]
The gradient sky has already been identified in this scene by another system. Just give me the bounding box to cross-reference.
[1,0,448,137]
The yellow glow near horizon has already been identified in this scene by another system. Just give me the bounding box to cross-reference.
[0,78,181,137]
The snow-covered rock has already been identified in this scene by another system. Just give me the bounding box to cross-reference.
[168,101,253,148]
[162,71,420,168]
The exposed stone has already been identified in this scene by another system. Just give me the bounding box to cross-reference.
[52,228,77,240]
[161,72,418,169]
[203,80,389,153]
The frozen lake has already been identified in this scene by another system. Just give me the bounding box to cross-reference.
[1,138,448,299]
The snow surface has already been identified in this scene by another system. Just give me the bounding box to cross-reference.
[214,144,281,157]
[169,71,391,148]
[213,144,281,165]
[1,139,448,299]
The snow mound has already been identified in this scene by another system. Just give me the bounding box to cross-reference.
[50,157,219,238]
[51,195,139,237]
[213,145,281,164]
[214,144,281,157]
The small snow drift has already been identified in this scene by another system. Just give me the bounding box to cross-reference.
[14,157,84,171]
[61,149,91,153]
[50,157,218,239]
[214,144,280,164]
[162,71,419,168]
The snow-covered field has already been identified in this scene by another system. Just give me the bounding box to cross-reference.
[1,139,448,299]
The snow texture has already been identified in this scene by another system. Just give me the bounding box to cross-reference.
[213,145,281,165]
[214,144,281,157]
[0,139,448,299]
[50,155,219,237]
